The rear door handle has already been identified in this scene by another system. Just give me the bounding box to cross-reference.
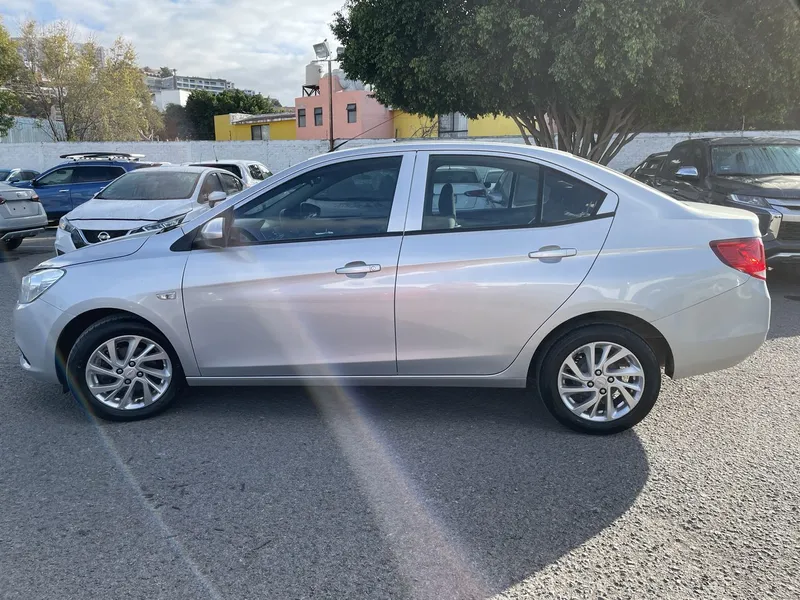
[335,261,381,277]
[528,246,577,262]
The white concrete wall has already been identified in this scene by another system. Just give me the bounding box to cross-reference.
[2,131,799,175]
[0,139,393,174]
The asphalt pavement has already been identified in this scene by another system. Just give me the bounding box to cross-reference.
[0,236,798,600]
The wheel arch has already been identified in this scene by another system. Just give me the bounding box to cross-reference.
[527,311,675,385]
[55,308,169,389]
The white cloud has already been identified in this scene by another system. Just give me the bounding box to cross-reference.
[2,0,346,105]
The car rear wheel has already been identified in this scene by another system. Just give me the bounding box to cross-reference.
[1,239,23,251]
[539,325,661,434]
[66,316,184,421]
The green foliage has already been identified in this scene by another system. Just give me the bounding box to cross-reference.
[159,66,173,78]
[333,0,800,164]
[160,103,193,140]
[0,18,21,136]
[15,20,162,141]
[184,89,278,140]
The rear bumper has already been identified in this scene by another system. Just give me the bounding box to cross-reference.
[1,227,45,242]
[654,276,770,379]
[765,236,800,264]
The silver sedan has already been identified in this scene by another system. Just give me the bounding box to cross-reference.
[14,142,771,434]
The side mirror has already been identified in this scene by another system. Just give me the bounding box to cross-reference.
[29,178,39,187]
[207,191,226,207]
[676,166,700,181]
[197,217,225,248]
[8,177,20,183]
[484,181,491,188]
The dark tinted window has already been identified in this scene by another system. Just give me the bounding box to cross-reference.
[97,171,201,200]
[661,144,692,178]
[37,167,75,186]
[219,173,243,194]
[248,164,265,180]
[541,170,606,224]
[314,107,323,126]
[72,166,125,183]
[297,109,306,127]
[232,156,401,244]
[198,173,224,202]
[21,171,38,181]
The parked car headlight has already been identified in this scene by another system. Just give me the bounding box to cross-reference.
[58,217,75,233]
[129,214,187,235]
[729,194,771,208]
[19,269,65,304]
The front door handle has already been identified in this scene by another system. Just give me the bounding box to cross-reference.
[528,246,577,262]
[335,261,381,278]
[672,188,680,194]
[58,189,69,193]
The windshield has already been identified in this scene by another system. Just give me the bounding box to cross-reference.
[96,171,201,200]
[711,144,800,176]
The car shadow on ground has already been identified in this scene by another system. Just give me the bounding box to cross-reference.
[767,268,800,340]
[96,385,649,599]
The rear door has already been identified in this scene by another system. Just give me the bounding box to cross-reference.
[395,151,616,376]
[69,165,126,208]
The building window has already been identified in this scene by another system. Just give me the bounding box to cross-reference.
[251,125,269,140]
[346,103,357,123]
[298,108,306,127]
[314,107,323,126]
[438,113,468,138]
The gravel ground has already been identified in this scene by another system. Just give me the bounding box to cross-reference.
[0,236,798,600]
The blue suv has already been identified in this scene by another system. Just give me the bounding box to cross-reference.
[13,152,161,222]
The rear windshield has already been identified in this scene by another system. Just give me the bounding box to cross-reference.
[96,171,201,200]
[711,144,800,176]
[190,163,243,178]
[432,169,480,184]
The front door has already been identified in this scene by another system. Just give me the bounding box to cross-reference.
[32,166,74,219]
[182,153,414,377]
[395,152,617,375]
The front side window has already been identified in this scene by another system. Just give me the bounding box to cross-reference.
[314,107,323,126]
[37,167,75,186]
[711,144,800,176]
[190,163,243,179]
[231,156,401,245]
[198,173,224,202]
[346,103,357,123]
[422,155,606,231]
[218,173,243,195]
[661,144,691,178]
[96,171,201,200]
[297,108,306,127]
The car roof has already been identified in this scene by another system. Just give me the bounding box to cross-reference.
[691,137,800,146]
[186,160,263,166]
[130,165,224,174]
[647,152,668,159]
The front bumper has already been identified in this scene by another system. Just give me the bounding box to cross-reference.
[14,297,71,384]
[54,227,77,255]
[654,276,770,379]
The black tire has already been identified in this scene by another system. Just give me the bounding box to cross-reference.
[1,238,23,251]
[66,316,184,421]
[538,324,661,435]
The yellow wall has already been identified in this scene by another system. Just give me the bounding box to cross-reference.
[391,111,438,139]
[468,115,519,137]
[214,114,297,141]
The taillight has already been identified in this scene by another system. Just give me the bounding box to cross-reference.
[0,198,4,205]
[31,194,40,202]
[710,237,766,280]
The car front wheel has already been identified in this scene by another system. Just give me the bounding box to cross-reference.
[539,325,662,434]
[66,316,184,421]
[1,238,23,251]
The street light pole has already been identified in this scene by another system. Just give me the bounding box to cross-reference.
[327,59,334,153]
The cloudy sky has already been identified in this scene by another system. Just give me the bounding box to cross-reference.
[1,0,345,105]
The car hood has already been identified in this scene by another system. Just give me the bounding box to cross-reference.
[37,236,149,269]
[67,198,198,222]
[709,175,800,199]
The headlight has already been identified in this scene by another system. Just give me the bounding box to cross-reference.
[58,217,75,233]
[129,214,187,235]
[729,194,771,208]
[19,269,65,304]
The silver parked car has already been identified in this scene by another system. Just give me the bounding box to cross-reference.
[14,142,771,434]
[0,183,48,251]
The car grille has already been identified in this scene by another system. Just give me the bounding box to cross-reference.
[778,221,800,242]
[79,229,128,244]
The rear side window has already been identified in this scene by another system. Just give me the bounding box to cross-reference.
[422,155,606,232]
[191,163,243,179]
[72,166,125,183]
[219,173,244,194]
[248,164,265,180]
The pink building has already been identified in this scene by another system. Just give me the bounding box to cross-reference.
[294,74,394,141]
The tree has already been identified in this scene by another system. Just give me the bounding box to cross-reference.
[160,103,193,139]
[15,20,161,141]
[0,18,21,137]
[333,0,800,164]
[184,88,279,140]
[159,66,173,78]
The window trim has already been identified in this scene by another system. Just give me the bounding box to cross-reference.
[297,108,306,127]
[403,150,617,234]
[251,125,263,140]
[313,107,323,127]
[346,103,357,124]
